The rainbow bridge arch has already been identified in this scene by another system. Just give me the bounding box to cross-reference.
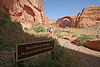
[56,16,75,28]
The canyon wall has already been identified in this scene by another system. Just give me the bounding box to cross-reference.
[77,5,100,28]
[0,0,50,28]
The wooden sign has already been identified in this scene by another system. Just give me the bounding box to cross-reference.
[16,39,55,62]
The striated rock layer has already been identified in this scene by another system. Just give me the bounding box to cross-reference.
[0,0,50,28]
[77,5,100,28]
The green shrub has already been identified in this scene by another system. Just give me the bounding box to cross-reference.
[72,33,80,37]
[56,33,64,38]
[30,23,46,32]
[54,29,62,34]
[37,25,46,32]
[76,34,95,44]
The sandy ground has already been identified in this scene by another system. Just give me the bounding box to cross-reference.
[57,38,100,67]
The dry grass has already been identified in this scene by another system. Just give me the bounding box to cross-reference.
[70,23,100,35]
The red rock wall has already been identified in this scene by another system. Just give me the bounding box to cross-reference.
[43,17,51,27]
[77,5,100,28]
[0,0,49,28]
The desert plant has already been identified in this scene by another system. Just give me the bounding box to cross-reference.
[30,23,46,32]
[72,33,80,37]
[56,33,64,38]
[37,25,46,32]
[76,34,95,44]
[54,29,63,34]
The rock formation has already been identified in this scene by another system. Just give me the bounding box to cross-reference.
[56,16,75,27]
[56,5,100,28]
[77,5,100,28]
[43,16,51,27]
[59,20,70,27]
[0,0,50,28]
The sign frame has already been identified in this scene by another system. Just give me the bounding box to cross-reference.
[16,39,55,62]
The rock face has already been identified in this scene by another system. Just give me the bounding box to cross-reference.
[43,16,51,27]
[0,0,50,28]
[77,5,100,28]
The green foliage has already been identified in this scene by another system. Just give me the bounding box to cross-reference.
[56,33,64,38]
[76,34,95,44]
[54,29,63,34]
[72,33,80,37]
[0,10,10,20]
[0,10,10,29]
[37,25,46,32]
[30,23,46,32]
[0,10,22,35]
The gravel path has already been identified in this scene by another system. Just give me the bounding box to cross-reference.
[57,38,100,67]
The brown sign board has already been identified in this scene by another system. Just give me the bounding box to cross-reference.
[16,39,55,62]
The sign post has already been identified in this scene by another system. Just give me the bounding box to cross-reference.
[16,39,55,62]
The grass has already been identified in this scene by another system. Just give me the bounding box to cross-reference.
[76,34,95,44]
[28,23,46,32]
[72,33,80,37]
[70,23,100,35]
[21,42,79,67]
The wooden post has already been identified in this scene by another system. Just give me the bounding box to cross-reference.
[15,53,24,67]
[37,56,39,67]
[51,51,54,60]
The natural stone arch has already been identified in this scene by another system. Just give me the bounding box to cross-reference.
[56,16,75,28]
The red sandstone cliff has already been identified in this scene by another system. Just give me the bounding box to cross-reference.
[0,0,50,28]
[77,5,100,28]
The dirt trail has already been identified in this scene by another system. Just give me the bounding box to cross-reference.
[57,38,100,67]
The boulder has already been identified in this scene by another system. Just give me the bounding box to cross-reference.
[83,40,100,51]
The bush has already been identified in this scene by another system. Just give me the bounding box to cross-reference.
[30,23,46,32]
[56,33,64,38]
[37,25,46,32]
[76,34,95,44]
[54,29,63,34]
[72,33,80,37]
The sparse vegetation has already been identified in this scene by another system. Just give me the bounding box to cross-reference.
[72,33,80,37]
[29,23,46,32]
[54,28,63,34]
[76,34,95,44]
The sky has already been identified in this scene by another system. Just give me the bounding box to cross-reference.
[43,0,100,19]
